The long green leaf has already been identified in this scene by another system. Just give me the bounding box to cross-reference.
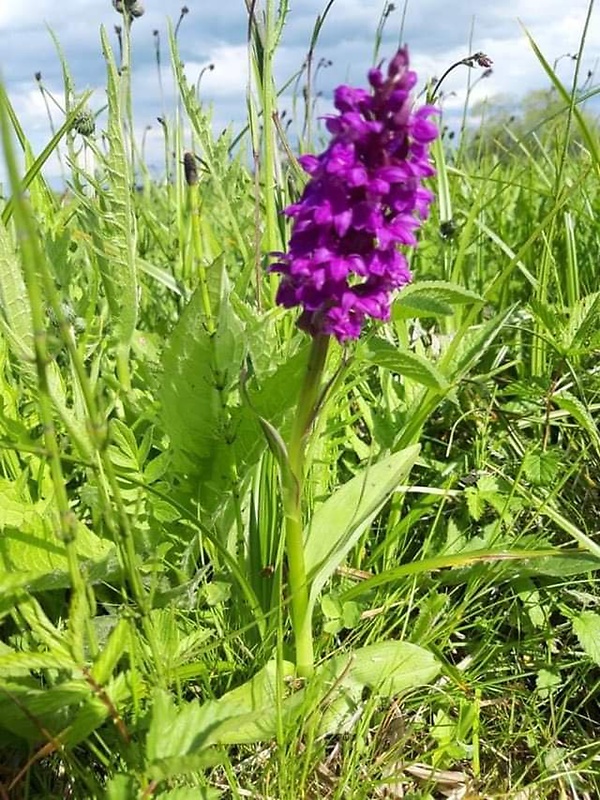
[305,446,420,611]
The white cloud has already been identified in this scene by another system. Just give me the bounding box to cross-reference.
[185,44,249,98]
[0,0,598,187]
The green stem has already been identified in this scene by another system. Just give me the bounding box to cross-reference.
[188,177,215,334]
[283,334,330,677]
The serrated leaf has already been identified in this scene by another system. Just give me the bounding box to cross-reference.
[522,450,560,486]
[529,298,563,337]
[146,659,295,771]
[160,270,245,479]
[394,294,454,317]
[465,486,485,521]
[0,678,112,744]
[564,291,600,352]
[305,446,420,613]
[89,27,138,359]
[552,391,600,454]
[572,611,600,666]
[96,27,138,353]
[0,221,34,363]
[361,337,449,391]
[394,280,483,319]
[447,306,514,380]
[0,479,115,594]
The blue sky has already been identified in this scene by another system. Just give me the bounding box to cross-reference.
[0,0,598,185]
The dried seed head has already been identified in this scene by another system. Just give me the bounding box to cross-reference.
[183,152,199,186]
[130,2,145,18]
[113,0,145,20]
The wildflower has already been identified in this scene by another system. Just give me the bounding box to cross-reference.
[271,48,438,342]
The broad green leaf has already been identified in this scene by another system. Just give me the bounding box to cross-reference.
[572,611,600,666]
[361,337,449,391]
[522,449,560,486]
[146,752,223,783]
[536,668,561,698]
[157,789,222,800]
[160,266,245,478]
[146,659,295,771]
[310,641,439,735]
[0,478,115,593]
[394,280,483,318]
[394,294,454,317]
[305,446,420,611]
[0,676,125,744]
[104,775,139,800]
[521,552,600,577]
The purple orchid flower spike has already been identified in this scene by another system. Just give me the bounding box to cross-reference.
[271,47,439,343]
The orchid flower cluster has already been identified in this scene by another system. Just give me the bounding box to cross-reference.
[272,48,439,342]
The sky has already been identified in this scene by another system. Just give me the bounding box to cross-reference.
[0,0,598,185]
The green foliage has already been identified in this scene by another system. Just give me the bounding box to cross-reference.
[0,8,599,799]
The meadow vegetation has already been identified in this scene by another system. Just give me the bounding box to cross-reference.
[0,1,599,797]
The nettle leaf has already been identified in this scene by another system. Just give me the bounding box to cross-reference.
[0,479,115,594]
[360,337,449,391]
[564,291,600,352]
[464,475,504,522]
[0,671,137,746]
[447,306,514,381]
[0,220,34,364]
[146,660,296,778]
[572,611,600,666]
[552,391,600,454]
[522,449,560,486]
[160,267,245,477]
[465,487,485,522]
[305,446,420,613]
[394,280,483,318]
[93,27,138,356]
[529,298,564,338]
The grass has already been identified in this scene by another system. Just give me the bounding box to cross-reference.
[0,1,600,798]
